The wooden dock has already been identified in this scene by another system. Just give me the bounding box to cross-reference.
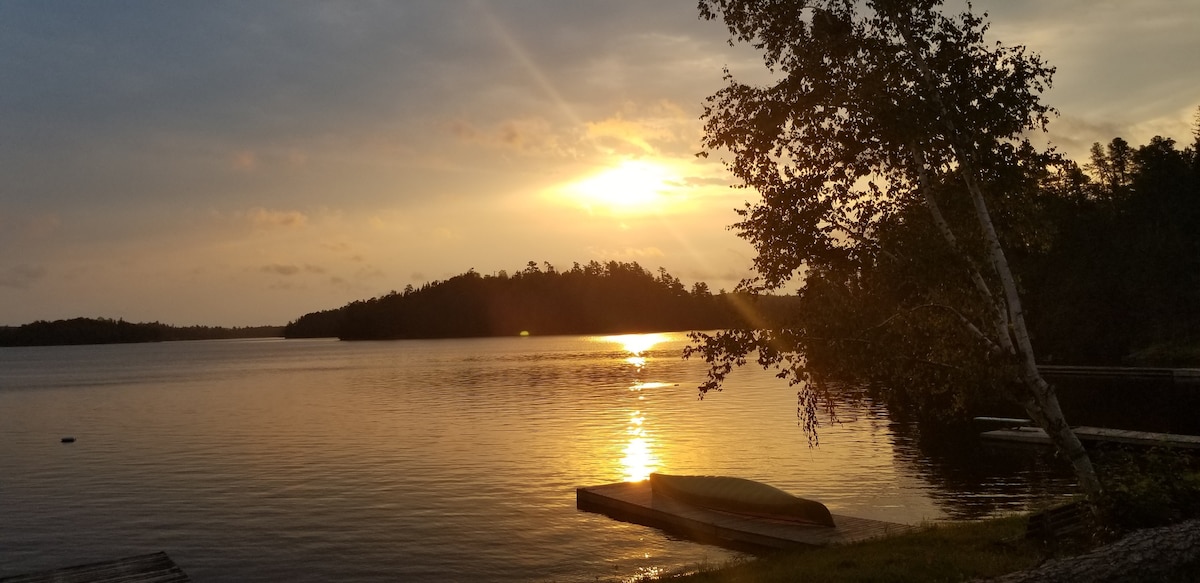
[0,552,191,583]
[981,426,1200,449]
[1038,365,1200,385]
[577,481,916,551]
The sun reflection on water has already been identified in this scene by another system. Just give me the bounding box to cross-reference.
[619,383,667,479]
[621,403,658,481]
[621,434,655,481]
[607,333,674,482]
[606,333,670,356]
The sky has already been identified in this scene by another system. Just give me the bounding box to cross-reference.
[2,1,1198,327]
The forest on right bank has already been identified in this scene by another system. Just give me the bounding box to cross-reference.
[782,131,1200,373]
[1018,134,1199,365]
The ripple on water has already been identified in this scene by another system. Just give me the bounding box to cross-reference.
[0,335,1074,581]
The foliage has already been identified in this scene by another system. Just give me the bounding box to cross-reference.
[284,261,800,340]
[1093,448,1200,532]
[688,0,1053,407]
[688,0,1103,496]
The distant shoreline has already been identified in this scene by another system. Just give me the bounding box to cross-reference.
[0,317,284,348]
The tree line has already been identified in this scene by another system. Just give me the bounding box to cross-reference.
[1023,133,1200,365]
[284,261,799,340]
[722,130,1200,425]
[0,317,284,347]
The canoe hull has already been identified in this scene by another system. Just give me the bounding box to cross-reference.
[649,473,835,527]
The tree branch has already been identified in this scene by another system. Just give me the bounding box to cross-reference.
[909,140,1013,354]
[860,301,1000,354]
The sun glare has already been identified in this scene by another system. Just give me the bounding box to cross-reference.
[605,332,670,355]
[564,159,677,214]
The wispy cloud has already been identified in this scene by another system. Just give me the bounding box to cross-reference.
[242,208,309,229]
[0,264,47,289]
[261,263,326,277]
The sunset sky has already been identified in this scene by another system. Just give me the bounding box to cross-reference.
[2,1,1198,327]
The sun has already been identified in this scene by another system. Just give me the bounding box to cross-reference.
[564,159,678,214]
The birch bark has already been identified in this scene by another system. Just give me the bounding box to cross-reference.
[884,6,1101,499]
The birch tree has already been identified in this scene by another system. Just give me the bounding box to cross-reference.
[686,0,1102,498]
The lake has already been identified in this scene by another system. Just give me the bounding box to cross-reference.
[0,334,1073,581]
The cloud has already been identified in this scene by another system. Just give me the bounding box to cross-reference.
[587,246,665,261]
[447,117,567,155]
[677,175,733,188]
[1043,115,1128,159]
[355,266,385,279]
[262,264,301,276]
[0,264,47,289]
[0,214,62,249]
[321,241,353,253]
[583,101,698,157]
[232,151,258,171]
[586,117,660,155]
[24,214,62,239]
[261,263,326,277]
[449,100,696,163]
[241,208,309,229]
[268,281,304,291]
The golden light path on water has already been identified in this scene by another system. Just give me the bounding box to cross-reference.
[596,333,673,481]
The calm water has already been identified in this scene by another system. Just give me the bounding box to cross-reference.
[0,334,1072,581]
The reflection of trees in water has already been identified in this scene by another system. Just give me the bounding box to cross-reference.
[888,418,1076,520]
[818,377,1200,520]
[823,384,1074,520]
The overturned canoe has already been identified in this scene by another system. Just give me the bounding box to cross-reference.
[649,473,835,527]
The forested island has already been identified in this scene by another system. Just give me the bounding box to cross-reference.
[286,133,1199,367]
[0,318,283,347]
[284,260,799,340]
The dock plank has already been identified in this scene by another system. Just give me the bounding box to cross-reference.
[0,552,191,583]
[577,481,915,551]
[1037,365,1200,385]
[981,426,1200,449]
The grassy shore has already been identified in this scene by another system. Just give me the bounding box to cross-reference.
[665,446,1200,582]
[671,515,1061,583]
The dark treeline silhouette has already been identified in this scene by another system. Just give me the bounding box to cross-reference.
[285,261,798,340]
[287,130,1199,356]
[1021,131,1200,364]
[0,317,284,347]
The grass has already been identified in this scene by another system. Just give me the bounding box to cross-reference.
[671,516,1059,583]
[669,456,1200,583]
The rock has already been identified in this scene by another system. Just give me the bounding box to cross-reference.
[979,519,1200,583]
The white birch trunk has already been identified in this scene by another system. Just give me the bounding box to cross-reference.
[885,7,1103,500]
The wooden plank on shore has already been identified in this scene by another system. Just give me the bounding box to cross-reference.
[577,481,916,551]
[1037,365,1200,385]
[981,426,1200,449]
[0,552,191,583]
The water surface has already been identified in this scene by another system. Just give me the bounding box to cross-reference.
[0,334,1072,581]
